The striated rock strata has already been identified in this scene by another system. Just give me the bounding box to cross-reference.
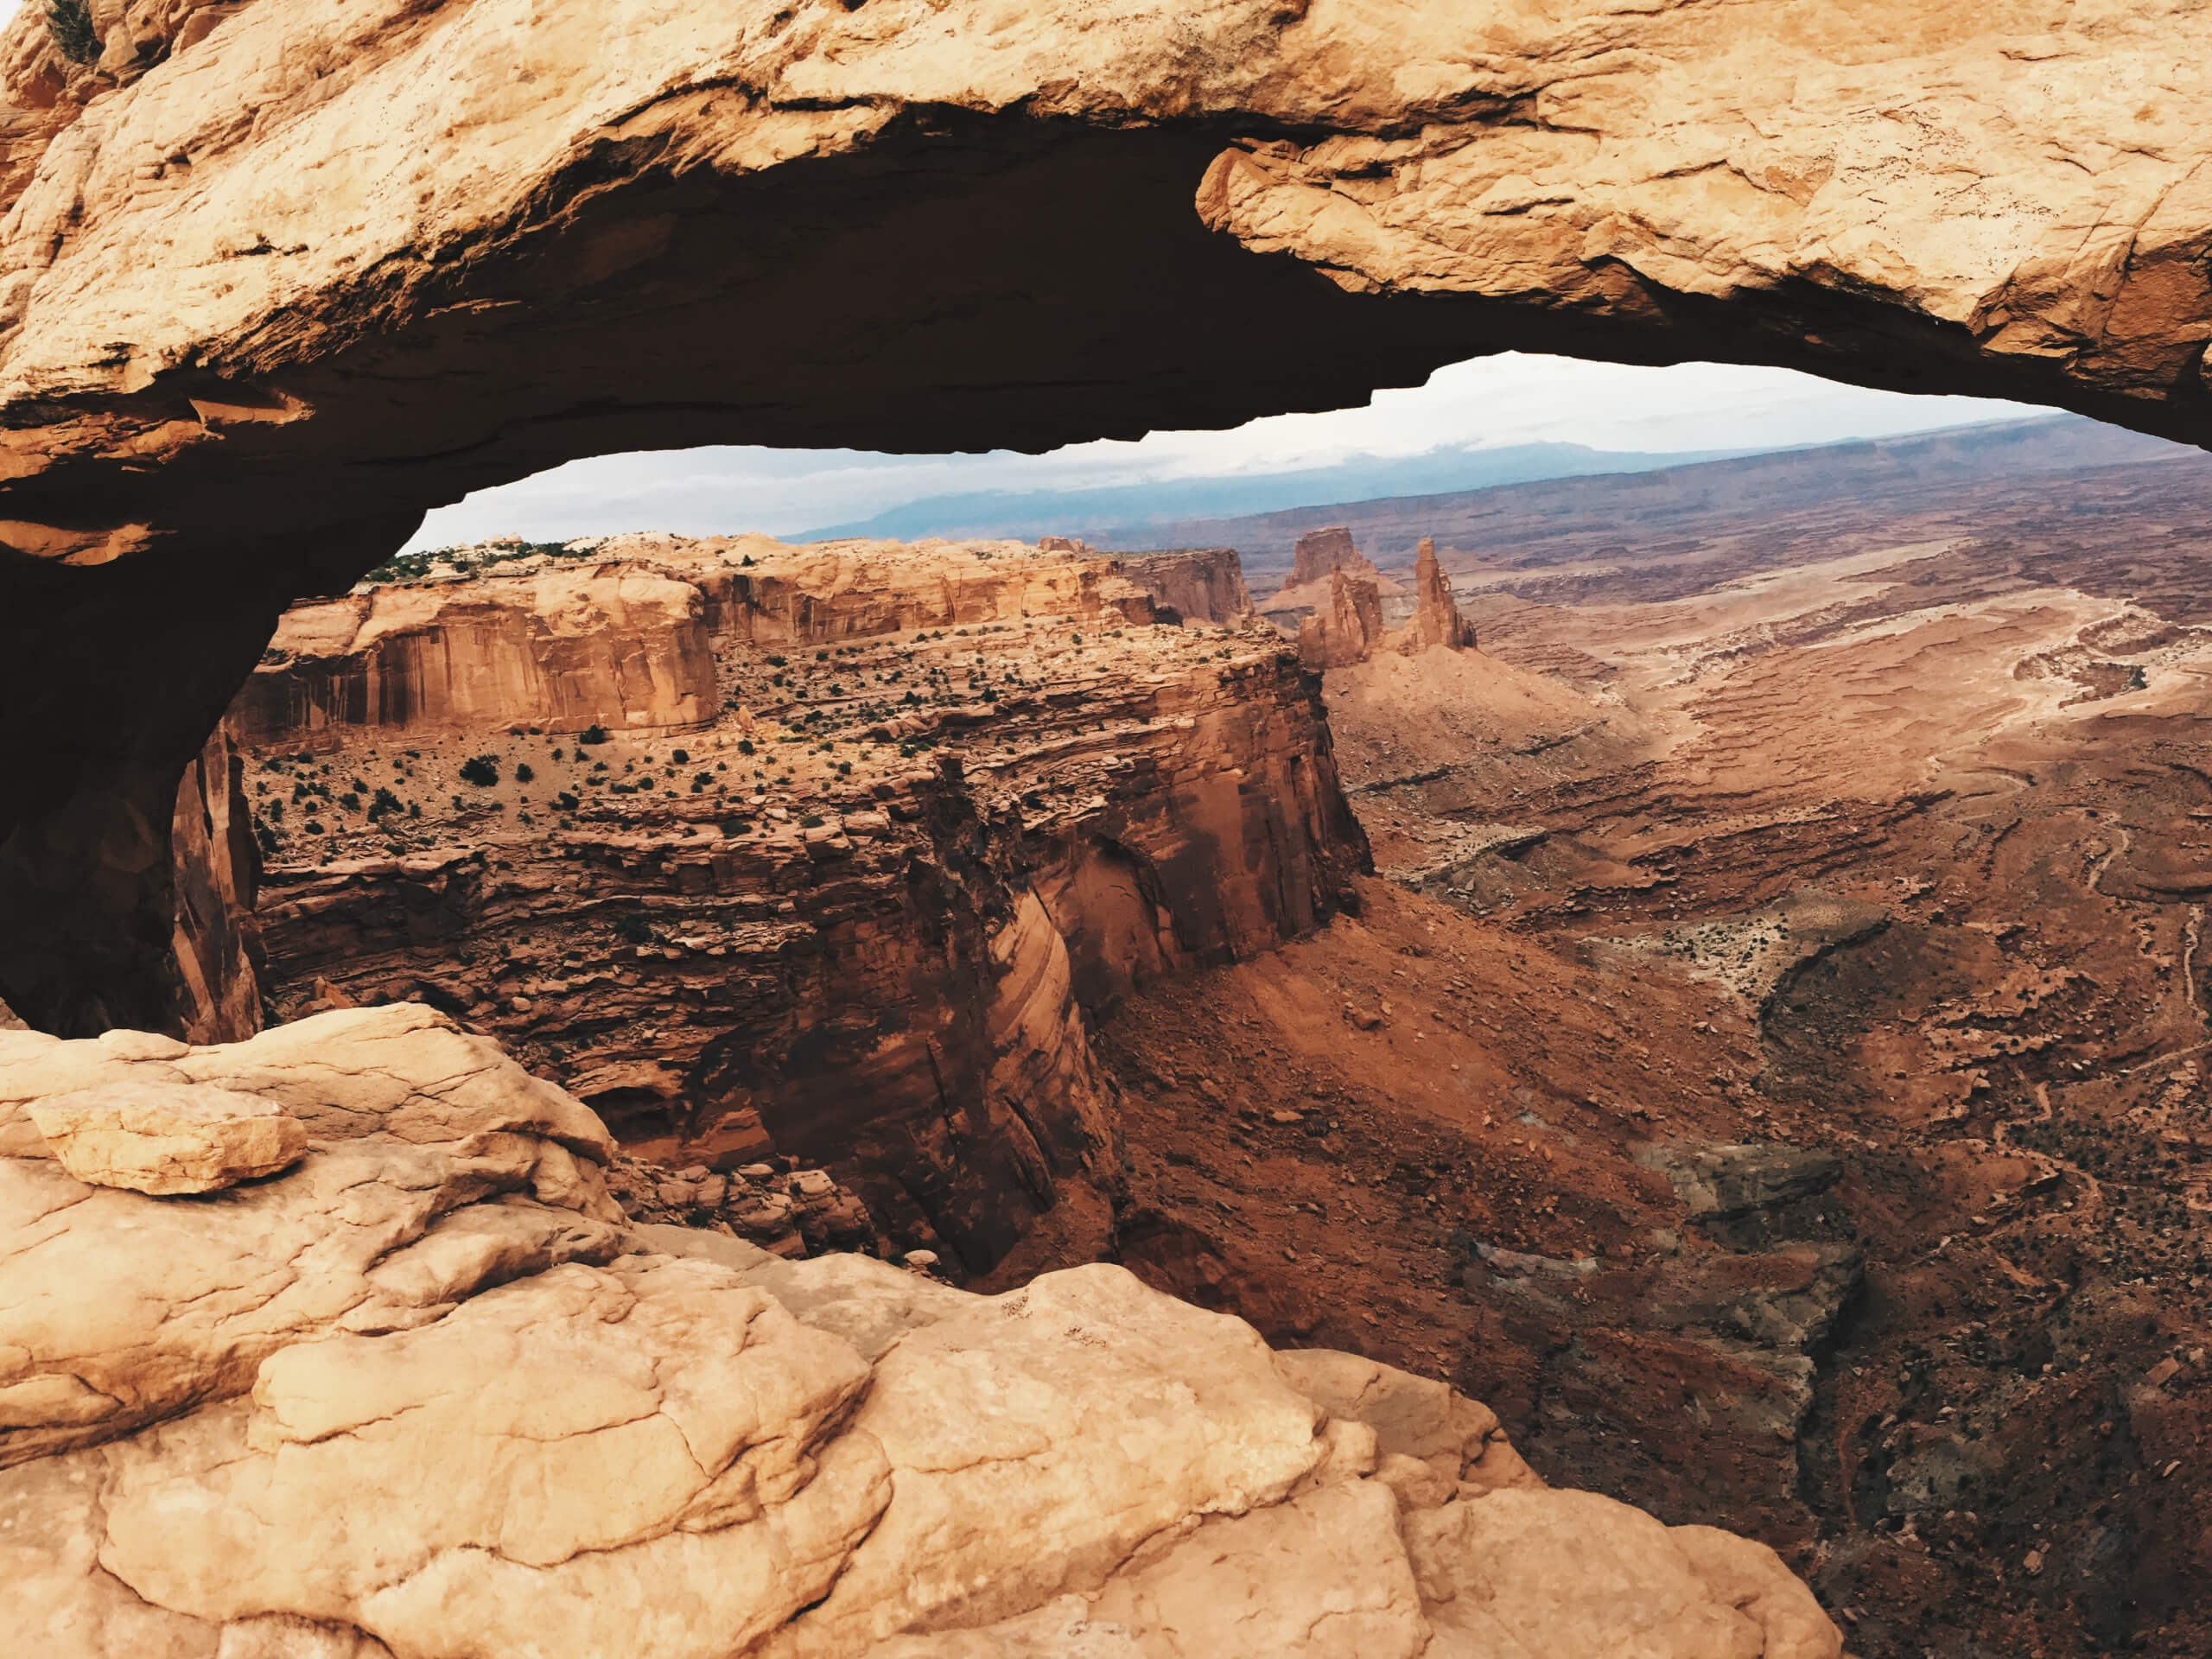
[1110,547,1254,626]
[234,536,1367,1275]
[0,1004,1842,1658]
[9,0,2212,1026]
[232,564,721,746]
[1294,535,1477,671]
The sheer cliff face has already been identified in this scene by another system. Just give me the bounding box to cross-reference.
[8,0,2212,1030]
[1111,548,1253,626]
[235,538,1369,1273]
[232,566,720,745]
[1287,527,1372,590]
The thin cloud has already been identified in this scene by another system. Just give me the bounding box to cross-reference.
[404,353,2050,550]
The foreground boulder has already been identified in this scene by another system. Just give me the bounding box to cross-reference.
[27,1077,307,1193]
[0,1005,1841,1657]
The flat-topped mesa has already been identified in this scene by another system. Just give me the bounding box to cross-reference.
[232,534,1368,1277]
[232,563,720,747]
[1282,525,1389,594]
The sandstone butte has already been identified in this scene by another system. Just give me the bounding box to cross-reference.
[5,0,2212,1038]
[0,1001,1844,1658]
[1283,532,1478,671]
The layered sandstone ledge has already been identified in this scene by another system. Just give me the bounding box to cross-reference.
[0,1003,1842,1659]
[231,536,1364,1275]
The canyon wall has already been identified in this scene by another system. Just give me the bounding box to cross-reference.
[9,0,2212,1027]
[232,565,720,747]
[1110,546,1253,625]
[667,534,1169,647]
[234,538,1368,1276]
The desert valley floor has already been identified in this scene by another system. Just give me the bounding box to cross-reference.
[52,429,2212,1658]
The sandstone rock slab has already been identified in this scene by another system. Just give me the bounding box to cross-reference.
[0,1005,626,1468]
[26,1080,305,1194]
[760,1264,1329,1656]
[98,1256,889,1659]
[0,1016,1844,1659]
[1403,1487,1840,1659]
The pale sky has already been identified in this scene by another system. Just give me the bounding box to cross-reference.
[405,353,2050,549]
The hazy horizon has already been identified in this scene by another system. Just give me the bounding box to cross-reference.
[401,353,2054,551]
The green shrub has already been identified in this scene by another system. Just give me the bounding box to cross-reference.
[304,819,326,836]
[580,724,609,745]
[799,814,825,829]
[614,913,654,945]
[459,755,500,787]
[45,0,99,65]
[693,772,715,791]
[367,786,403,821]
[671,748,689,764]
[556,791,580,811]
[513,761,535,784]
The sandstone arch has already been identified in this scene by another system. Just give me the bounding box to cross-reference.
[4,0,2211,1030]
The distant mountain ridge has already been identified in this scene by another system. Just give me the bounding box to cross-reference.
[1100,415,2196,579]
[795,441,1753,543]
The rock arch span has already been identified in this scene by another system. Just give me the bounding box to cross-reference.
[3,0,2210,1030]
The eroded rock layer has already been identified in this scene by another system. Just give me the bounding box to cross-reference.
[7,0,2212,1027]
[235,536,1367,1274]
[1087,442,2212,1656]
[0,1004,1841,1659]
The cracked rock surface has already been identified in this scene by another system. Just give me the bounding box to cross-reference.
[1,1004,1840,1657]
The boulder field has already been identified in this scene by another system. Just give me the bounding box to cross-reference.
[2,1001,1842,1658]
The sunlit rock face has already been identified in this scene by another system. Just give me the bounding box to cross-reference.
[0,1002,1843,1659]
[4,0,2210,1030]
[232,567,721,746]
[232,536,1368,1274]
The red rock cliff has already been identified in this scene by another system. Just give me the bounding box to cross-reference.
[232,564,719,747]
[232,536,1369,1276]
